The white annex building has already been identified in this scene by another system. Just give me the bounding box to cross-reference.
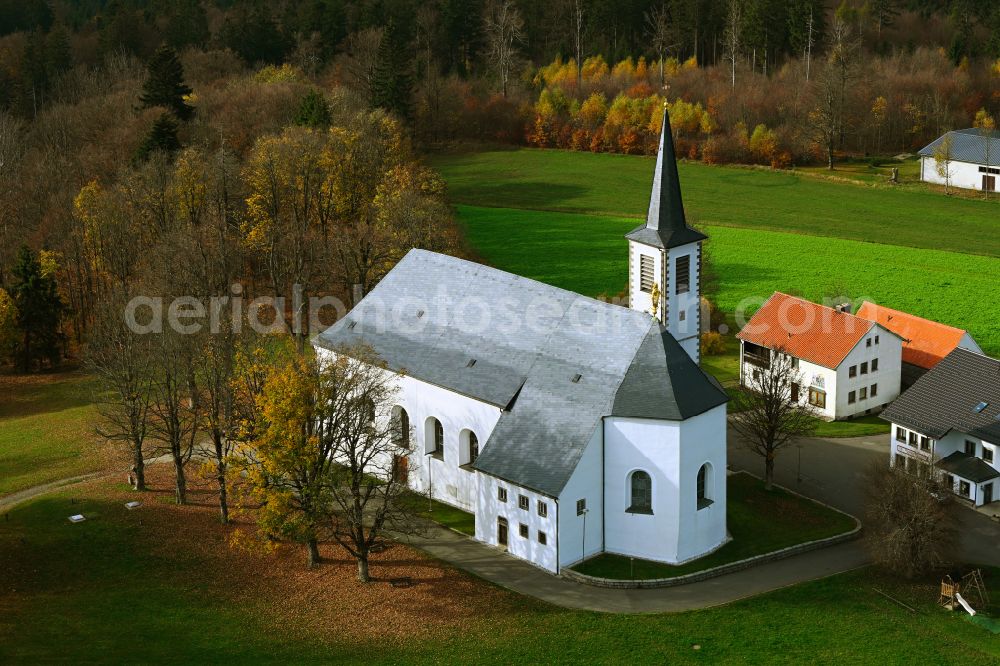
[314,109,730,574]
[919,128,1000,192]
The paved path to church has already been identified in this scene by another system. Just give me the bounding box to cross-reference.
[402,430,1000,613]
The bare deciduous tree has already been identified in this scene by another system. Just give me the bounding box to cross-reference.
[482,0,525,98]
[732,347,816,490]
[934,133,955,194]
[88,296,153,491]
[342,28,385,105]
[723,0,743,89]
[864,461,956,578]
[645,4,674,88]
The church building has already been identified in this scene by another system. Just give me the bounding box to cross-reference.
[314,109,730,574]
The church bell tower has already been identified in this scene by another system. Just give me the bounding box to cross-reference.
[626,105,706,364]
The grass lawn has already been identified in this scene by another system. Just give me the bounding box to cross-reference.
[401,494,476,536]
[5,475,1000,664]
[571,473,856,580]
[810,414,892,438]
[451,205,1000,357]
[0,372,108,496]
[430,148,1000,258]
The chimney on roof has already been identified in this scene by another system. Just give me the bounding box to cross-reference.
[835,303,852,314]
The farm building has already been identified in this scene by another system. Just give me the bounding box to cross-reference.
[737,294,903,421]
[882,348,1000,507]
[313,109,731,575]
[918,128,1000,192]
[855,301,982,389]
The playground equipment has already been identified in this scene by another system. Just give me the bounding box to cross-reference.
[940,569,989,615]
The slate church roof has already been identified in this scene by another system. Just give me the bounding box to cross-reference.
[625,106,708,250]
[315,249,727,497]
[881,348,1000,445]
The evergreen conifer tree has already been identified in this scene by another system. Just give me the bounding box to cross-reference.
[10,245,63,372]
[371,21,412,120]
[294,89,333,128]
[139,44,194,120]
[134,113,181,163]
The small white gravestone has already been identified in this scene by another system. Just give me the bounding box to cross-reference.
[125,501,142,510]
[68,514,86,523]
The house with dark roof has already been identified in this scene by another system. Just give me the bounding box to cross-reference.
[314,109,730,574]
[882,348,1000,507]
[918,128,1000,192]
[737,293,903,420]
[855,301,982,388]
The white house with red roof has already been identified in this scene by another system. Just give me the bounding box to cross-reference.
[855,301,982,389]
[737,293,904,420]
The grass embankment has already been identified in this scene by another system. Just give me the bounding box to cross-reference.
[0,372,108,496]
[430,149,1000,257]
[3,474,1000,663]
[571,473,855,580]
[448,205,1000,358]
[401,494,476,536]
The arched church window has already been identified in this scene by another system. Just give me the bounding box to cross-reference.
[393,406,410,450]
[697,463,713,509]
[468,432,478,464]
[627,470,653,514]
[460,429,479,467]
[425,417,444,459]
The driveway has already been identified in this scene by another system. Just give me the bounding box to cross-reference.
[727,427,1000,568]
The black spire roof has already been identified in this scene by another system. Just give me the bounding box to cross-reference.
[625,105,708,249]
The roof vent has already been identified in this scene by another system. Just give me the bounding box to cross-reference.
[571,374,582,383]
[416,309,425,318]
[975,401,989,413]
[466,359,477,368]
[347,321,357,330]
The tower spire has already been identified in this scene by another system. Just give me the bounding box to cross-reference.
[625,105,707,249]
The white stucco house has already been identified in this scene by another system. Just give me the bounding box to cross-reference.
[737,293,903,421]
[313,108,731,574]
[919,128,1000,192]
[882,348,1000,507]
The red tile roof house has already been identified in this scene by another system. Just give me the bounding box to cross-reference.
[855,301,983,389]
[737,293,904,421]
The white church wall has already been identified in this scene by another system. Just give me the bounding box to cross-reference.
[557,427,605,569]
[477,474,559,573]
[675,405,728,562]
[603,416,683,563]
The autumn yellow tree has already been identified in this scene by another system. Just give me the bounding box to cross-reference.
[234,341,411,578]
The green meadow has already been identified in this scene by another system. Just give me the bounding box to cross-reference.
[430,148,1000,357]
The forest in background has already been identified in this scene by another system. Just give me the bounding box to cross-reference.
[0,0,998,367]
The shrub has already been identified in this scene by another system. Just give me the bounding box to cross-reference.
[700,331,727,356]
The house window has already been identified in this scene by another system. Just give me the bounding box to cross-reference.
[909,432,918,446]
[538,531,547,545]
[860,361,868,375]
[675,255,691,294]
[985,447,994,464]
[518,495,529,511]
[866,338,872,347]
[752,369,761,382]
[576,498,586,515]
[875,335,880,344]
[848,391,856,405]
[627,470,653,514]
[849,365,857,378]
[871,358,879,371]
[697,463,713,509]
[896,427,906,443]
[871,383,878,397]
[537,501,548,518]
[639,255,655,293]
[394,407,410,450]
[960,480,971,497]
[519,523,529,538]
[791,357,800,370]
[679,310,686,322]
[920,436,930,451]
[809,388,826,409]
[966,440,977,456]
[498,487,507,502]
[859,387,868,400]
[743,342,771,369]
